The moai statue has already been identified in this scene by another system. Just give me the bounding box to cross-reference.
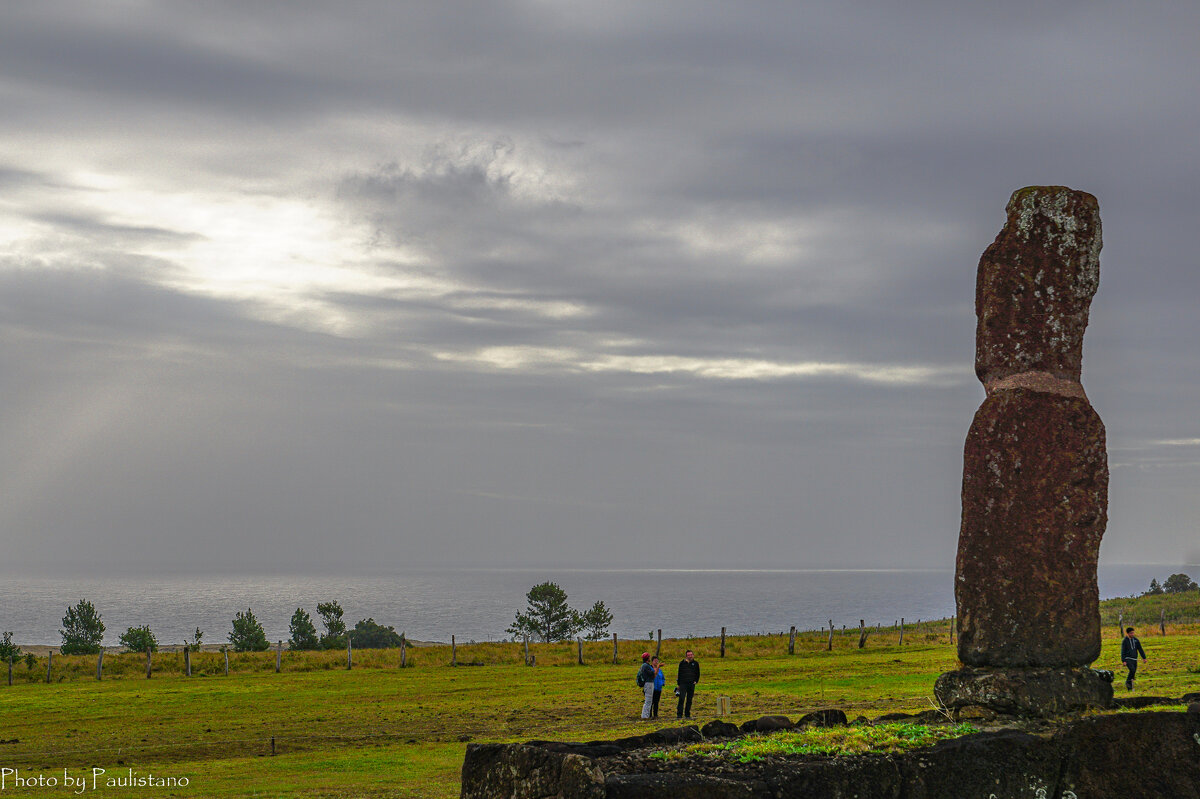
[936,187,1113,717]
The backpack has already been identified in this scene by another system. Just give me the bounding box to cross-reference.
[636,665,648,687]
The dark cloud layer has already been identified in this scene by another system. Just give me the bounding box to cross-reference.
[1,3,1198,573]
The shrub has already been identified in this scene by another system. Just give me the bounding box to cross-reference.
[119,625,158,653]
[60,599,105,655]
[229,608,270,652]
[350,618,403,648]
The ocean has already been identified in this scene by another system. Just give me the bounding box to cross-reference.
[0,564,1178,646]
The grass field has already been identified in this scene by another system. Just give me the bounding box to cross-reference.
[2,602,1199,798]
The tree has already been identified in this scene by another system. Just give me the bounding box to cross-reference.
[289,608,320,651]
[183,627,204,652]
[1163,573,1199,594]
[1145,578,1164,595]
[119,625,158,653]
[229,608,270,652]
[351,618,404,648]
[60,599,105,655]
[579,601,614,641]
[0,631,20,661]
[317,601,347,650]
[507,582,580,642]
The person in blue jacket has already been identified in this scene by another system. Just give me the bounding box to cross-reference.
[1121,626,1148,690]
[650,656,666,718]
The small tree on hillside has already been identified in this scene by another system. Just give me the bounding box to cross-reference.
[1164,573,1199,594]
[507,581,580,642]
[0,631,20,661]
[183,627,204,652]
[317,601,347,650]
[1145,578,1165,595]
[229,608,270,652]
[60,599,105,655]
[119,625,158,653]
[579,601,614,641]
[289,608,320,651]
[351,618,404,648]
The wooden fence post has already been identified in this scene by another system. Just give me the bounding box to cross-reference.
[949,617,955,643]
[1161,609,1166,635]
[275,641,281,673]
[857,620,867,649]
[452,635,457,666]
[655,629,661,659]
[146,649,152,679]
[224,650,229,676]
[400,635,407,668]
[612,633,618,665]
[788,626,796,655]
[524,635,531,666]
[96,651,103,681]
[899,618,905,646]
[45,651,52,683]
[827,620,833,652]
[720,627,726,658]
[577,638,583,666]
[347,635,353,670]
[185,647,192,677]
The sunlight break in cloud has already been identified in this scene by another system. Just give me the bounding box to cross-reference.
[436,346,962,385]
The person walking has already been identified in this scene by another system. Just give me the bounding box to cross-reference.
[650,656,665,718]
[1121,626,1147,691]
[676,649,700,719]
[637,653,656,719]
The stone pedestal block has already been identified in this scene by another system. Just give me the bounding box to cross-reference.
[935,666,1114,719]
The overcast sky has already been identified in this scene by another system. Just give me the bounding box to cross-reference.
[2,2,1199,574]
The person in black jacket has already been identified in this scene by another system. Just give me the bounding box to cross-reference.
[676,649,700,719]
[1121,626,1147,691]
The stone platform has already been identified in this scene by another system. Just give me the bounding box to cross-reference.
[461,709,1200,798]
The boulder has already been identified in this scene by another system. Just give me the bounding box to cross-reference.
[796,708,847,727]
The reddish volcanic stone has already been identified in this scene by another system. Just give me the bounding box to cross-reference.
[956,389,1108,667]
[953,185,1109,677]
[975,186,1102,386]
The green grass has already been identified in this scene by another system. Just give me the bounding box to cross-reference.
[651,722,980,762]
[3,602,1199,797]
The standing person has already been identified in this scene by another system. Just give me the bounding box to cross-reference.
[650,656,665,718]
[1121,626,1148,691]
[637,653,656,719]
[676,649,700,719]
